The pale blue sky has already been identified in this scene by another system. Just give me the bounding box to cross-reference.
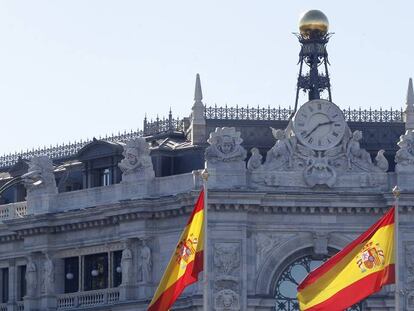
[0,1,413,154]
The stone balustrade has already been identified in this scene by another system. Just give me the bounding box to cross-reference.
[0,202,27,221]
[56,288,120,310]
[0,303,6,311]
[16,301,24,311]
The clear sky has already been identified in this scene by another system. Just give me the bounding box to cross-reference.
[0,0,413,154]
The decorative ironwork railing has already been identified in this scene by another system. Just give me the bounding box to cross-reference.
[0,130,144,169]
[0,110,185,169]
[143,115,184,136]
[205,105,404,123]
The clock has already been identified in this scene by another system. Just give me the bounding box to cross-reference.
[293,99,346,151]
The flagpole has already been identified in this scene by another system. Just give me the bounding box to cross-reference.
[201,168,209,311]
[392,185,401,311]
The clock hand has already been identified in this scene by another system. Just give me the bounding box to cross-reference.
[304,120,334,138]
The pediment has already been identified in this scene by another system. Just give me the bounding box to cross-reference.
[77,138,123,161]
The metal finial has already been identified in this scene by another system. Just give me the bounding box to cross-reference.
[201,168,209,181]
[392,185,401,198]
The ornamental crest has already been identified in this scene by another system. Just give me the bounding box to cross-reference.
[356,241,385,273]
[175,233,199,270]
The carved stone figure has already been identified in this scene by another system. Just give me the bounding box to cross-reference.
[138,240,152,283]
[406,244,414,289]
[22,156,57,195]
[255,233,295,269]
[395,130,414,173]
[374,149,389,172]
[44,254,55,294]
[121,247,133,285]
[26,258,37,297]
[214,243,240,276]
[313,232,328,256]
[304,151,336,187]
[346,130,372,170]
[265,128,294,169]
[119,138,154,182]
[255,233,275,267]
[214,289,240,311]
[247,148,262,171]
[205,127,246,163]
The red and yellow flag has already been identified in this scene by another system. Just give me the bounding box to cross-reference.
[297,207,395,310]
[147,189,204,311]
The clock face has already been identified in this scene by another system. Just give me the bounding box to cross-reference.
[293,99,346,150]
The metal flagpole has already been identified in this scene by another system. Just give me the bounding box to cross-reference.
[392,185,401,311]
[201,168,209,311]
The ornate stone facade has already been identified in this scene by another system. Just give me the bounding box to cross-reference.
[249,120,388,190]
[213,242,241,311]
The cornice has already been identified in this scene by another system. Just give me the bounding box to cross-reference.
[0,190,412,242]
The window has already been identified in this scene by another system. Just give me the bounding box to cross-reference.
[274,255,362,311]
[84,253,108,291]
[112,251,122,287]
[63,251,123,293]
[64,257,79,293]
[1,268,8,303]
[101,168,111,186]
[17,266,26,301]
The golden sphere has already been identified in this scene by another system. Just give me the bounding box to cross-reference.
[299,10,329,36]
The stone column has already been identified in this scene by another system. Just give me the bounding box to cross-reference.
[7,260,16,311]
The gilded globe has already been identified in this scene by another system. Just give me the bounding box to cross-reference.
[299,10,329,36]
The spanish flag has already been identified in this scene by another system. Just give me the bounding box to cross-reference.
[297,207,395,310]
[147,189,204,311]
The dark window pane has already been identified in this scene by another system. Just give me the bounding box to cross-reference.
[112,251,122,287]
[2,268,8,303]
[18,266,26,300]
[84,253,108,291]
[64,257,79,293]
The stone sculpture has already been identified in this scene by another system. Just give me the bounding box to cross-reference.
[138,240,152,283]
[26,257,37,297]
[346,130,373,170]
[265,128,294,169]
[214,289,240,311]
[247,148,262,171]
[23,156,57,195]
[119,138,154,182]
[249,122,387,188]
[121,247,133,285]
[395,130,414,173]
[44,254,55,294]
[374,149,389,172]
[205,127,246,163]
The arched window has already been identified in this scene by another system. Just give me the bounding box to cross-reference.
[274,255,362,311]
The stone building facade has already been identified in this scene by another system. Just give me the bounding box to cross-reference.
[0,24,413,311]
